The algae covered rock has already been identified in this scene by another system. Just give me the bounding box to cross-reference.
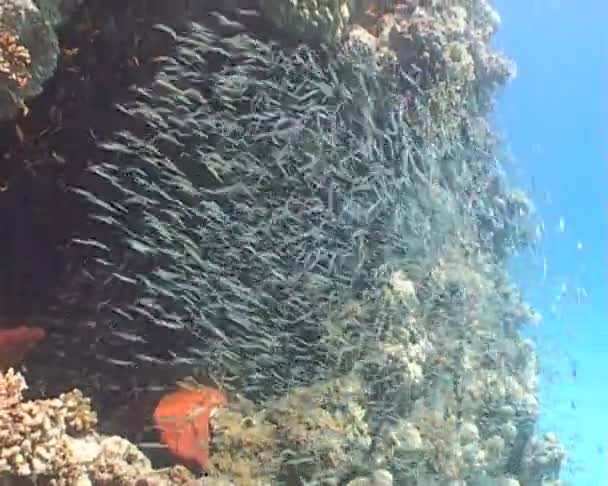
[208,375,371,484]
[518,433,566,485]
[34,0,84,28]
[0,0,59,120]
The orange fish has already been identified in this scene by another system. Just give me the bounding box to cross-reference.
[0,325,45,372]
[153,386,226,468]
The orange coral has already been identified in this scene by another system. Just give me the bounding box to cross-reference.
[0,325,45,372]
[153,385,227,468]
[0,32,31,89]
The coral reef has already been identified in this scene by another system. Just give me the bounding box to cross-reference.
[0,1,567,486]
[206,375,371,484]
[48,3,562,483]
[518,433,566,486]
[346,469,393,486]
[0,369,204,485]
[262,0,515,116]
[0,0,59,120]
[0,0,91,120]
[260,0,352,44]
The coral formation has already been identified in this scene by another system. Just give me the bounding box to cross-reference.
[346,469,393,486]
[0,369,203,485]
[33,0,84,28]
[0,32,31,89]
[0,1,567,485]
[51,3,563,483]
[518,433,567,486]
[262,0,515,117]
[207,375,371,484]
[0,0,59,120]
[260,0,352,44]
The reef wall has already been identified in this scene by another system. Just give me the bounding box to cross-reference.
[0,1,565,485]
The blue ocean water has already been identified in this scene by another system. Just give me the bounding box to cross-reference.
[494,1,608,483]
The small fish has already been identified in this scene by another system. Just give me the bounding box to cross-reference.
[153,24,178,41]
[153,386,227,468]
[0,326,46,371]
[110,329,145,344]
[103,357,137,368]
[569,359,577,379]
[209,12,244,30]
[134,353,168,365]
[235,8,261,17]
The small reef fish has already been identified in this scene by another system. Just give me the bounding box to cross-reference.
[153,386,227,468]
[0,325,46,371]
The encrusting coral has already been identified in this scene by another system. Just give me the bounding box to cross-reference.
[260,0,352,44]
[206,375,372,485]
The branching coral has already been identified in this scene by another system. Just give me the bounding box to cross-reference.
[0,370,201,485]
[0,368,25,410]
[0,32,31,89]
[0,369,98,480]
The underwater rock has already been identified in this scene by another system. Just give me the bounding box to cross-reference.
[468,477,520,486]
[518,432,566,486]
[33,0,84,28]
[346,469,393,486]
[0,0,59,120]
[342,0,515,117]
[207,375,371,484]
